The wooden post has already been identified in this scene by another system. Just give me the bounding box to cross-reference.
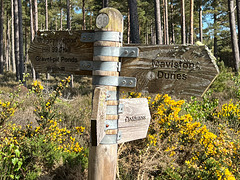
[88,8,123,180]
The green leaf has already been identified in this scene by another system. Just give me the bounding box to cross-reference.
[18,161,23,168]
[14,149,20,157]
[12,157,19,166]
[10,175,14,179]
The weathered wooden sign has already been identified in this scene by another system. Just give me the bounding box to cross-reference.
[93,97,151,145]
[118,98,151,143]
[91,87,107,146]
[28,31,94,75]
[120,44,219,99]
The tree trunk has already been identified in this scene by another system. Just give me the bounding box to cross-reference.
[45,0,49,79]
[82,0,86,30]
[67,0,71,30]
[29,0,36,80]
[145,22,148,44]
[60,0,62,30]
[213,13,218,58]
[199,2,203,42]
[170,1,175,44]
[66,0,73,86]
[24,18,28,72]
[45,0,48,30]
[190,0,194,44]
[55,18,58,30]
[11,0,16,73]
[181,0,186,44]
[151,20,156,44]
[127,8,130,44]
[0,0,3,74]
[236,0,240,53]
[30,0,34,41]
[33,0,38,80]
[103,0,109,8]
[228,0,240,72]
[18,0,24,82]
[128,0,140,43]
[34,0,38,33]
[164,0,169,45]
[154,0,162,44]
[7,16,10,71]
[14,0,19,80]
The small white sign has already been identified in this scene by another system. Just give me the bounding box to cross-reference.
[118,98,151,143]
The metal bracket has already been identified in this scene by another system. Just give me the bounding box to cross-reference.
[94,47,139,57]
[81,31,123,43]
[118,104,124,113]
[100,134,117,144]
[106,104,123,115]
[117,131,122,141]
[80,61,121,72]
[93,76,137,87]
[105,120,118,130]
[106,91,118,101]
[100,131,122,144]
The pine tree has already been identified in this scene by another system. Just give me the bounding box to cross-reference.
[128,0,140,43]
[155,0,162,44]
[228,0,240,72]
[0,0,3,74]
[18,0,24,82]
[190,0,194,44]
[181,0,186,44]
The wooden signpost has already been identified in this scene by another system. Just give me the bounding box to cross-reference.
[28,30,94,75]
[29,34,218,99]
[121,44,219,99]
[28,7,219,180]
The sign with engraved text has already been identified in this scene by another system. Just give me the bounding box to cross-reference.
[120,45,219,99]
[118,98,151,143]
[28,31,94,75]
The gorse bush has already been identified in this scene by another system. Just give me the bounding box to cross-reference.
[0,70,240,179]
[0,77,88,179]
[118,94,240,180]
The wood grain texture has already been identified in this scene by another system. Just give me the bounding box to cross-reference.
[28,31,93,75]
[91,87,107,146]
[88,144,118,180]
[88,7,123,180]
[120,44,219,99]
[117,98,151,143]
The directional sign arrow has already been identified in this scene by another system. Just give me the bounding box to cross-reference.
[28,31,219,99]
[28,31,94,75]
[120,44,219,99]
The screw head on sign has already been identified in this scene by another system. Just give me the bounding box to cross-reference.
[124,50,128,55]
[129,80,133,85]
[122,80,126,85]
[130,50,135,55]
